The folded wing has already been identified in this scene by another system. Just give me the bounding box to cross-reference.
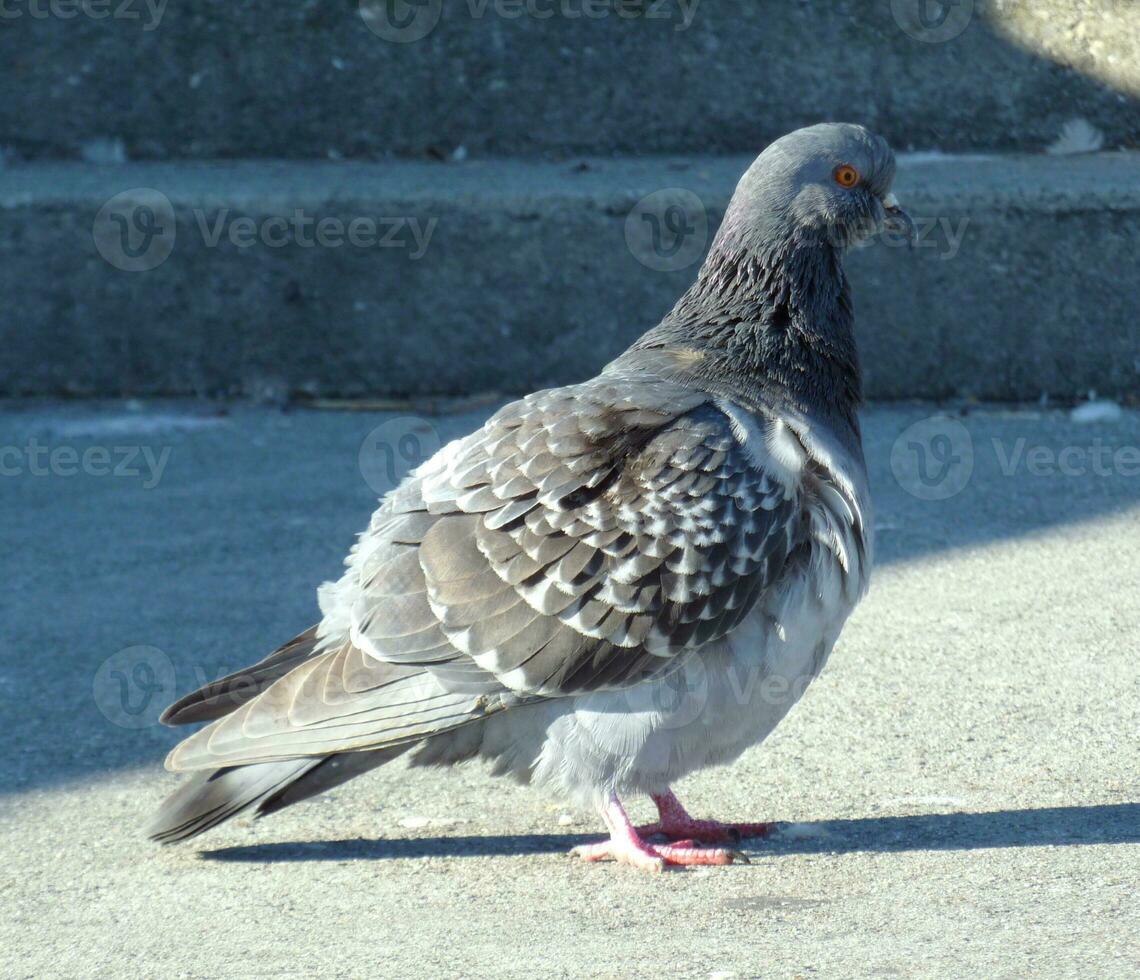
[166,375,804,772]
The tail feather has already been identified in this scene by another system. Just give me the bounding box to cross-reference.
[150,627,495,844]
[160,627,322,727]
[147,747,407,844]
[255,746,407,817]
[164,644,486,772]
[148,758,320,844]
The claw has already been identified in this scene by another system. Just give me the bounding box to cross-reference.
[570,837,743,869]
[570,839,665,872]
[643,790,775,844]
[568,790,755,871]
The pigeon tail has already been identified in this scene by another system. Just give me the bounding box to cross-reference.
[148,748,406,844]
[160,626,323,727]
[150,625,415,843]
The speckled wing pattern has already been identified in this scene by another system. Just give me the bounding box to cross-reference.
[401,378,801,693]
[167,375,804,770]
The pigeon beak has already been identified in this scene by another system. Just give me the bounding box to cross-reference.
[881,192,918,248]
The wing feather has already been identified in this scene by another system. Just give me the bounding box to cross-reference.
[165,374,817,770]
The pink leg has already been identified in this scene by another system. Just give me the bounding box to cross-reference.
[637,789,775,844]
[570,791,747,871]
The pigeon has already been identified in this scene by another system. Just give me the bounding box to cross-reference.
[149,123,916,870]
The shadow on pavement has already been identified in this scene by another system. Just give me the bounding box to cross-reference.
[4,406,1139,798]
[200,802,1140,863]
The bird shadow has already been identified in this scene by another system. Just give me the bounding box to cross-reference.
[201,802,1139,863]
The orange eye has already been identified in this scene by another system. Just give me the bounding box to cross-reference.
[835,165,861,188]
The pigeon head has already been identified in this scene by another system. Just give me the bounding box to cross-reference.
[627,124,913,434]
[716,122,915,253]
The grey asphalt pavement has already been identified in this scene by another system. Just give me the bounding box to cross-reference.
[1,400,1137,979]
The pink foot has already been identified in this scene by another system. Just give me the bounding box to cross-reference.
[571,836,743,870]
[569,792,749,871]
[638,790,775,845]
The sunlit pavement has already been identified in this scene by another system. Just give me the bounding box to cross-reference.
[2,401,1137,978]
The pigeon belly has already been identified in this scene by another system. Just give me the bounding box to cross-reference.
[460,469,869,807]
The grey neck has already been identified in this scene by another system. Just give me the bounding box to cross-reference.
[621,232,863,437]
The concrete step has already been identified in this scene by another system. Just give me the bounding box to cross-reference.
[1,151,1137,400]
[2,1,1137,161]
